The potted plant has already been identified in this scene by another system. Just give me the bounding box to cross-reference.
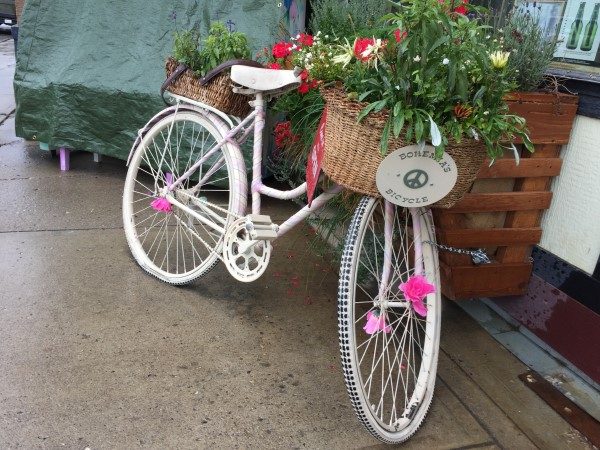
[499,10,579,143]
[431,9,580,300]
[162,22,256,117]
[296,0,533,207]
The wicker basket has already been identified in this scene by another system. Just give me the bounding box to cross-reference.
[320,86,487,208]
[164,58,251,117]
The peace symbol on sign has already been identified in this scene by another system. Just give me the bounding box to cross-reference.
[403,169,429,189]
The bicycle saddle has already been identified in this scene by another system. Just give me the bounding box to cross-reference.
[230,65,301,95]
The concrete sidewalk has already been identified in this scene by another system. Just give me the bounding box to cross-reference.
[0,34,593,449]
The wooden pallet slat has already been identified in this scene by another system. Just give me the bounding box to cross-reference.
[476,158,562,178]
[496,144,562,263]
[436,92,578,299]
[438,228,542,247]
[440,261,533,298]
[448,191,552,213]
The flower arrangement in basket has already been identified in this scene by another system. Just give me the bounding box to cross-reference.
[266,0,534,208]
[163,22,255,117]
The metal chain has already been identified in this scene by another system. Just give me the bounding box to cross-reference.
[423,240,491,265]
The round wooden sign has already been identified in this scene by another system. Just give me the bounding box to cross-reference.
[376,144,458,207]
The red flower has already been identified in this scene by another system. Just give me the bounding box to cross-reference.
[297,33,314,47]
[274,121,299,148]
[267,62,281,70]
[299,69,309,81]
[298,82,310,94]
[272,42,293,59]
[394,29,408,43]
[453,103,473,118]
[438,0,468,14]
[454,0,468,15]
[354,37,375,62]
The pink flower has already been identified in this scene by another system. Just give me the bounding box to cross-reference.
[394,29,407,43]
[267,62,281,70]
[272,42,293,59]
[150,197,172,213]
[363,310,392,335]
[399,275,436,317]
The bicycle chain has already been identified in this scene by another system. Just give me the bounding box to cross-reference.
[423,240,491,265]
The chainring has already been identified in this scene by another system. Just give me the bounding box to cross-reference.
[223,218,272,282]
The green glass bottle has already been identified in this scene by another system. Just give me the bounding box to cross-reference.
[566,2,586,50]
[580,4,599,51]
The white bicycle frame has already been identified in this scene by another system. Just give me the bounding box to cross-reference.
[141,91,425,294]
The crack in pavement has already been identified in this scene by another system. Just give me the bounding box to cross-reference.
[0,138,21,148]
[0,109,15,126]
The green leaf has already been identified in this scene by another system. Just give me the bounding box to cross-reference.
[393,110,405,137]
[358,90,374,102]
[379,120,391,155]
[473,85,487,103]
[357,100,385,122]
[428,35,449,54]
[415,114,424,142]
[448,62,456,92]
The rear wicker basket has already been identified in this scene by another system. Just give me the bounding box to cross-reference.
[320,87,487,208]
[164,58,251,117]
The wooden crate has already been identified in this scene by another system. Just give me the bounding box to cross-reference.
[434,92,578,300]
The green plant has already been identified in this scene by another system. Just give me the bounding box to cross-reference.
[172,22,251,76]
[309,0,392,37]
[198,22,251,76]
[498,11,558,91]
[328,0,533,159]
[172,30,203,71]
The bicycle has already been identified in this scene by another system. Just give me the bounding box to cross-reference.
[122,61,441,444]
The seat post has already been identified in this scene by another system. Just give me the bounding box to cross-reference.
[251,92,266,215]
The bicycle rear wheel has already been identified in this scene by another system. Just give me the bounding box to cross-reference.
[338,197,441,443]
[123,109,246,284]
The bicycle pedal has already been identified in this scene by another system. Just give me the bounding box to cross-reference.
[245,214,279,240]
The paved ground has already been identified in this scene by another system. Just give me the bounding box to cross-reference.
[0,34,594,449]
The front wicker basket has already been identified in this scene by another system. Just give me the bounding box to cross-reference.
[320,87,487,208]
[164,58,251,117]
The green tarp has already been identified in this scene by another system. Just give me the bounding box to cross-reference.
[14,0,306,159]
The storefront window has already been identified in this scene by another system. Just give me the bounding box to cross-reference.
[484,0,600,78]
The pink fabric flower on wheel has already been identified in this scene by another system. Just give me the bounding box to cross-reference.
[399,275,436,317]
[151,197,172,213]
[363,310,392,335]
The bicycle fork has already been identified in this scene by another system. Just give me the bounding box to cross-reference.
[377,204,424,308]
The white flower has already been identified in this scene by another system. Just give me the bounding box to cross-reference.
[489,50,510,69]
[413,55,421,62]
[442,58,449,65]
[395,85,400,90]
[483,110,489,115]
[291,44,298,50]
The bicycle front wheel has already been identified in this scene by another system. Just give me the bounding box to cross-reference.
[123,109,247,284]
[338,197,441,443]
